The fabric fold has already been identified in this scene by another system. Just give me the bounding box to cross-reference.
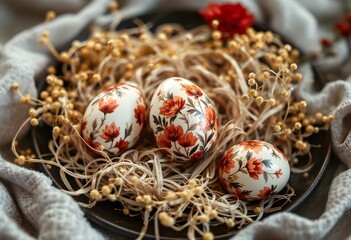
[0,0,111,146]
[234,169,351,240]
[0,0,350,239]
[0,157,104,240]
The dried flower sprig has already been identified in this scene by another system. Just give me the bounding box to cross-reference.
[10,10,332,240]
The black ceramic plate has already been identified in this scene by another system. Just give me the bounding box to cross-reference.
[32,11,332,240]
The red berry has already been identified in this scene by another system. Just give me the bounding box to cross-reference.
[320,38,332,47]
[345,13,351,23]
[334,22,351,37]
[199,3,255,40]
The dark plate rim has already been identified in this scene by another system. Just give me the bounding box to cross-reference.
[32,10,332,240]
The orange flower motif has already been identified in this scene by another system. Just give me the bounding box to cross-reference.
[178,132,198,148]
[199,107,217,132]
[257,187,272,199]
[134,104,145,125]
[81,119,87,133]
[84,136,101,150]
[159,96,185,119]
[190,151,203,160]
[157,124,184,148]
[114,138,129,154]
[165,124,184,142]
[103,82,124,92]
[157,133,171,148]
[100,122,120,142]
[98,97,119,114]
[274,169,282,178]
[246,157,263,180]
[219,148,235,174]
[183,84,203,98]
[219,177,228,189]
[157,90,164,97]
[239,140,262,154]
[233,189,247,200]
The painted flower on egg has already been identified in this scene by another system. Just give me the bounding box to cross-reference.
[149,77,218,161]
[159,96,186,119]
[98,97,119,114]
[134,104,146,125]
[218,140,290,201]
[82,82,145,155]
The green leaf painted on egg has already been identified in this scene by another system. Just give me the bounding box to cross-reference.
[263,172,269,183]
[229,181,242,189]
[262,159,273,168]
[198,133,205,146]
[238,158,243,170]
[188,123,197,131]
[271,149,279,158]
[200,99,208,107]
[241,190,252,196]
[166,91,173,100]
[207,132,215,143]
[187,97,195,108]
[187,108,202,116]
[125,123,133,138]
[239,168,248,174]
[189,144,199,156]
[245,151,252,161]
[152,115,159,125]
[156,127,164,134]
[92,119,97,131]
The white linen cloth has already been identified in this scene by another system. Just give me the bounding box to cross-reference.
[0,0,350,239]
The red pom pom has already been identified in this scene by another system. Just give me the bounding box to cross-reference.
[199,3,255,40]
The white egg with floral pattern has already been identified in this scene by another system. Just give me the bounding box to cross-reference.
[81,82,146,155]
[218,140,290,201]
[149,77,218,161]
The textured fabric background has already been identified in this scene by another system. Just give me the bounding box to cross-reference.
[0,0,350,239]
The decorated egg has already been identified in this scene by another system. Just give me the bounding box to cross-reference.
[149,77,218,161]
[81,82,145,155]
[218,140,290,200]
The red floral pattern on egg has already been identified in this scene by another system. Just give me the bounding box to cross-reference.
[257,186,273,200]
[190,151,203,161]
[246,157,263,180]
[103,82,125,92]
[100,122,120,142]
[178,132,198,148]
[159,96,186,119]
[84,136,101,150]
[238,140,262,154]
[218,140,290,201]
[183,84,203,99]
[134,104,146,126]
[114,138,130,154]
[81,82,145,155]
[98,97,119,114]
[219,148,235,174]
[199,107,218,132]
[150,77,218,161]
[156,124,184,149]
